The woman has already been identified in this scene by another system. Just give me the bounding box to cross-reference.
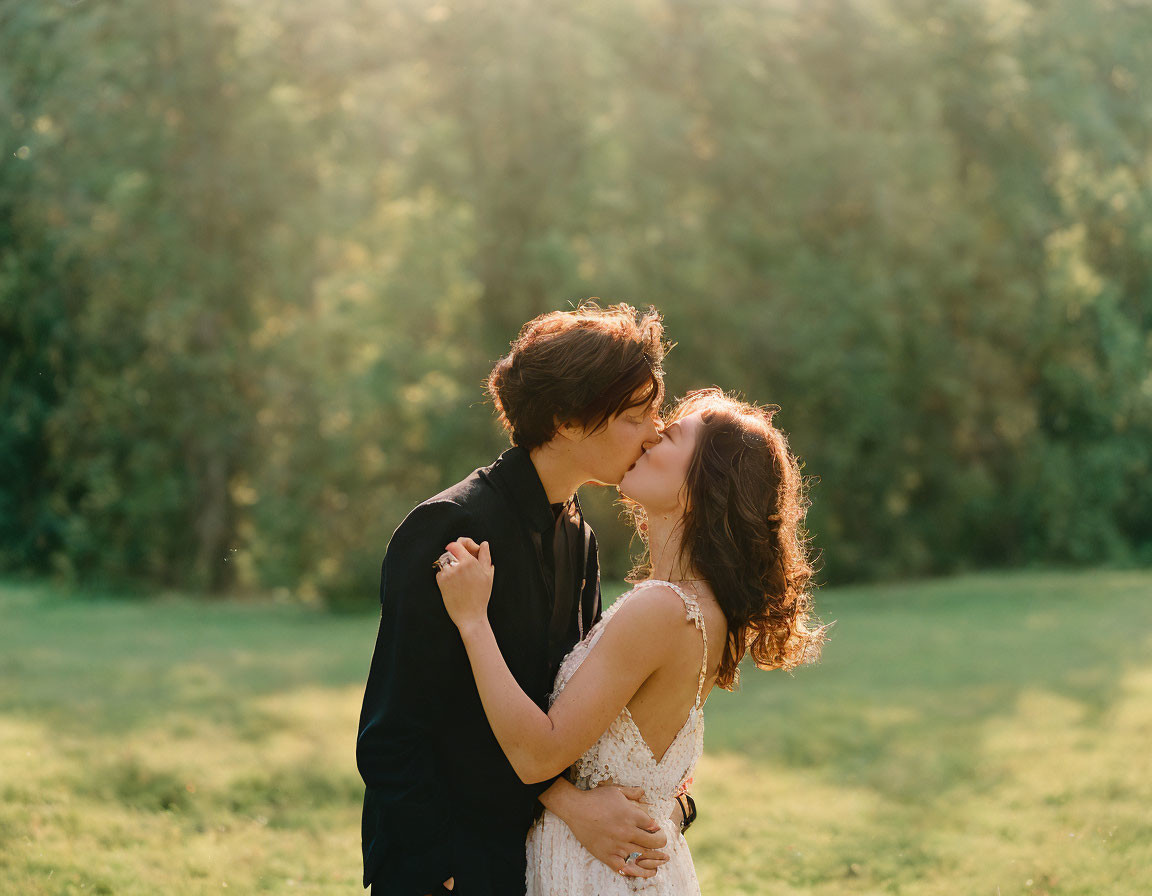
[436,387,826,894]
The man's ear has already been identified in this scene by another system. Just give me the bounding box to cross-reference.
[554,417,582,442]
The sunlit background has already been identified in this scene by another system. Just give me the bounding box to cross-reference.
[2,0,1151,893]
[5,0,1150,603]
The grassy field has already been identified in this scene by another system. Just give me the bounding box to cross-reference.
[1,569,1150,894]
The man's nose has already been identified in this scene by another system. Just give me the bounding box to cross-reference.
[644,417,664,447]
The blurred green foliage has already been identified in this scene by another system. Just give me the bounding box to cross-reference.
[2,0,1150,604]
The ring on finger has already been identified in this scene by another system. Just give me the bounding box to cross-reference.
[433,551,458,572]
[626,851,642,864]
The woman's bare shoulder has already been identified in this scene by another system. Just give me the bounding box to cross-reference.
[606,582,703,635]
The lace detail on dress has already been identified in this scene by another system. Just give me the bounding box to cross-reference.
[526,580,709,895]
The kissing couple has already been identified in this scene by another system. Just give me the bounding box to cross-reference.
[357,301,824,895]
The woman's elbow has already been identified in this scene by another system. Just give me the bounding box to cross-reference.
[514,764,545,785]
[512,758,550,785]
[511,751,566,785]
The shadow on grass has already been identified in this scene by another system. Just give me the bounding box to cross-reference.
[0,579,377,737]
[66,753,363,829]
[4,569,1151,802]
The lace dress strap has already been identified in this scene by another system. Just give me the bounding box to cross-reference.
[635,579,709,711]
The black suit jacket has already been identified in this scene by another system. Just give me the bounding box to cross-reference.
[357,447,601,895]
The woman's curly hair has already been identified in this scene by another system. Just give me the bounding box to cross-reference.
[623,388,827,688]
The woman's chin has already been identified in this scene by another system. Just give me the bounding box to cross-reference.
[616,481,647,508]
[616,478,637,500]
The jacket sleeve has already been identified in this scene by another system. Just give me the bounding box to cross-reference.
[356,500,477,893]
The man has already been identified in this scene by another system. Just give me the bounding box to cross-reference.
[357,302,685,895]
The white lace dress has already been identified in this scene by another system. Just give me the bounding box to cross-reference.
[525,580,709,895]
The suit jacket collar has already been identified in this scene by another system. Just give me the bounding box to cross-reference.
[486,445,562,534]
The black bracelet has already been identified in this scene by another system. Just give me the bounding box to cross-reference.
[676,793,697,833]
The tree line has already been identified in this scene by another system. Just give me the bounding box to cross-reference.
[2,0,1149,604]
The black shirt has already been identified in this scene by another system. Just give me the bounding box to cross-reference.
[540,497,589,683]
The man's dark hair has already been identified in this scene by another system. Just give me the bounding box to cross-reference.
[486,300,667,450]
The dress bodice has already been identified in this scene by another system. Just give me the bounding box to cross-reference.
[547,579,709,821]
[526,579,709,894]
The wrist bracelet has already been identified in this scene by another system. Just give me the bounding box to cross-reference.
[676,793,697,833]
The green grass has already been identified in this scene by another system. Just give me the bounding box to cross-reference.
[2,570,1150,894]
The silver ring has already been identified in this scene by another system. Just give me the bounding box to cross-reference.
[433,551,458,573]
[626,851,642,865]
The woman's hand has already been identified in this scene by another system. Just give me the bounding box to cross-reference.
[435,538,494,636]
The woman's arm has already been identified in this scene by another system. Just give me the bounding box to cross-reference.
[436,540,686,784]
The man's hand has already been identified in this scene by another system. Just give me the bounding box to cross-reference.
[422,878,453,895]
[540,780,669,879]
